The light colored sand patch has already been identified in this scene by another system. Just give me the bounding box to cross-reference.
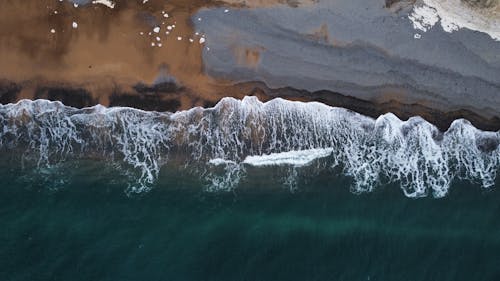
[408,4,439,32]
[409,0,500,40]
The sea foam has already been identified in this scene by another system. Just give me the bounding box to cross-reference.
[0,97,498,197]
[242,148,334,167]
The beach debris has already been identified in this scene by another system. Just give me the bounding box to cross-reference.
[92,0,115,9]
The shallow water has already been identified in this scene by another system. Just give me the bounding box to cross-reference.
[1,160,500,281]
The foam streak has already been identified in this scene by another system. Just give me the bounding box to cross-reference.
[0,97,498,197]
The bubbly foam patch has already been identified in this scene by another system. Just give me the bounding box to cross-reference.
[243,148,334,167]
[0,97,498,197]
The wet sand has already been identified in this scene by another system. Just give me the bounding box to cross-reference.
[0,0,499,131]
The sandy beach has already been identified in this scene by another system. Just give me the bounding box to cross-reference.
[0,0,499,130]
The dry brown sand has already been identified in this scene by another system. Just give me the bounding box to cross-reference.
[0,0,316,107]
[0,0,243,107]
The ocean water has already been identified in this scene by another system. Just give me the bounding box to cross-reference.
[1,97,500,280]
[1,160,500,281]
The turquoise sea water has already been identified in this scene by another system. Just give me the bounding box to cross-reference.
[1,160,500,281]
[1,98,499,280]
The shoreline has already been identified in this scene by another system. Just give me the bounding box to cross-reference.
[0,0,499,131]
[1,79,499,132]
[0,95,498,197]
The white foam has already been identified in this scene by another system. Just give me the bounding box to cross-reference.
[209,158,237,166]
[243,148,333,167]
[0,97,498,197]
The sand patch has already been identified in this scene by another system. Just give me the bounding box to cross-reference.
[409,0,500,40]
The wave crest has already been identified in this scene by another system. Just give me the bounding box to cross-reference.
[0,97,498,197]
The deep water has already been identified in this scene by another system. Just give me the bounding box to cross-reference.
[1,160,500,281]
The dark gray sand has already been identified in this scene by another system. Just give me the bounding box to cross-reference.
[195,0,500,116]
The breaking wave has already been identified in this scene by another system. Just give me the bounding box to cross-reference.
[0,96,498,197]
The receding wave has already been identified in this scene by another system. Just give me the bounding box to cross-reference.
[0,97,498,197]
